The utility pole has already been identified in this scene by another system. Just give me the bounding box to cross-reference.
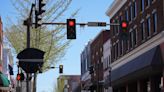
[23,4,35,92]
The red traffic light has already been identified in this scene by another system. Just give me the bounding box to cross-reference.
[69,21,75,26]
[67,19,76,39]
[16,74,21,81]
[122,22,127,28]
[16,73,25,81]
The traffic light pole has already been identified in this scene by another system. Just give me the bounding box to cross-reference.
[26,18,31,92]
[23,4,35,92]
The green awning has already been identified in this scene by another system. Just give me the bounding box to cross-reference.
[0,72,10,87]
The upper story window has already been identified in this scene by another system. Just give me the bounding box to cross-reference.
[141,21,145,41]
[130,4,133,21]
[116,42,119,58]
[129,30,133,48]
[140,0,145,12]
[133,28,137,46]
[146,0,151,7]
[119,40,122,55]
[124,39,129,52]
[146,16,151,37]
[129,6,131,22]
[112,44,116,60]
[121,40,124,55]
[116,18,120,34]
[108,55,111,67]
[153,12,157,33]
[133,1,137,18]
[125,9,129,21]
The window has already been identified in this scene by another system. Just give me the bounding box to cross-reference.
[129,31,133,48]
[124,40,129,51]
[140,0,144,12]
[103,59,105,69]
[146,17,151,37]
[118,16,122,34]
[112,25,115,36]
[108,56,111,66]
[113,45,116,60]
[120,41,122,55]
[129,7,131,21]
[153,12,157,33]
[116,42,119,58]
[125,9,129,21]
[146,0,151,7]
[130,5,133,20]
[133,28,137,46]
[133,1,137,18]
[141,21,145,40]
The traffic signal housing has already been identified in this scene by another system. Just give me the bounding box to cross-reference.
[67,19,76,39]
[120,20,128,40]
[35,10,42,28]
[59,65,63,73]
[16,73,25,81]
[39,0,46,15]
[89,65,94,74]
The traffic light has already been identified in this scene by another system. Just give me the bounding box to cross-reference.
[16,73,25,81]
[67,19,76,39]
[35,10,42,28]
[120,20,128,40]
[89,65,94,74]
[39,0,46,15]
[59,65,63,73]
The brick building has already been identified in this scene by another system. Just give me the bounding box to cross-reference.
[103,39,112,92]
[106,0,164,92]
[57,75,81,92]
[81,41,92,92]
[90,30,110,92]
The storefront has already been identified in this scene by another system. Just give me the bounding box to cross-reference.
[111,45,163,92]
[0,72,10,92]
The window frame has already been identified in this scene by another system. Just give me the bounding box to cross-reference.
[152,11,157,34]
[141,21,145,41]
[146,16,151,37]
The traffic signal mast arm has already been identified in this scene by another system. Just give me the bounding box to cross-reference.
[33,22,119,26]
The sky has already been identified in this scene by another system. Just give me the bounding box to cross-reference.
[0,0,114,92]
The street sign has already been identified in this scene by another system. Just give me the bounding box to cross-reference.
[87,22,106,27]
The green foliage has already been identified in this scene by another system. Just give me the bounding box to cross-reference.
[4,0,78,71]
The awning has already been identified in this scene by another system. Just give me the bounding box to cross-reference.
[111,46,163,86]
[0,72,10,87]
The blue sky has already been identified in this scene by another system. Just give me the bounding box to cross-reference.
[0,0,114,92]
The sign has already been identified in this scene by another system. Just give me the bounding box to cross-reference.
[87,22,106,27]
[17,48,45,73]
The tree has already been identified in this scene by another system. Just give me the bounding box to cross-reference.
[5,0,78,71]
[53,76,66,92]
[4,0,78,92]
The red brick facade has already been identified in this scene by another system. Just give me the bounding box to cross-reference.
[90,30,110,91]
[110,0,164,63]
